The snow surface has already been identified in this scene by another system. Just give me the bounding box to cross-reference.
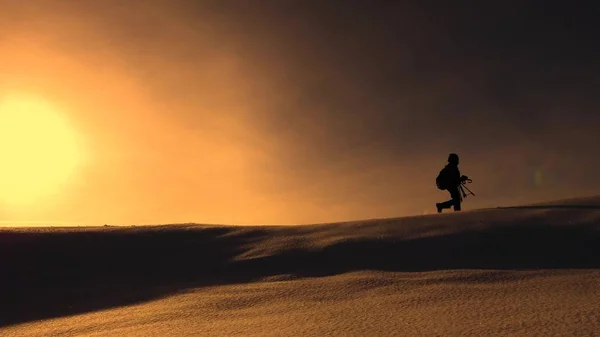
[2,197,600,336]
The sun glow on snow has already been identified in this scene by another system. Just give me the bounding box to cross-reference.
[0,94,82,206]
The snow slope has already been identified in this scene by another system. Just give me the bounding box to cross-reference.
[2,197,600,336]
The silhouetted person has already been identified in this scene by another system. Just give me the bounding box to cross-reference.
[436,153,469,213]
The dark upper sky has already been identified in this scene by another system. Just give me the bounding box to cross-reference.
[1,1,599,224]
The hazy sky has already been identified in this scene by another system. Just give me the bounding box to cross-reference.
[1,1,599,225]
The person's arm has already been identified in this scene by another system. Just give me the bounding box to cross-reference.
[450,168,461,186]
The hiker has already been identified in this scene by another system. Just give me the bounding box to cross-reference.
[436,153,469,213]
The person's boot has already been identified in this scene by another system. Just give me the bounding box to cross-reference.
[436,203,443,213]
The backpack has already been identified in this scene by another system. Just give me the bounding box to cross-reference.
[436,167,448,190]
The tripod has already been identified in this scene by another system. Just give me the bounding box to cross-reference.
[459,179,475,200]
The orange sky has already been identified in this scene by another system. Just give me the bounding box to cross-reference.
[1,2,599,225]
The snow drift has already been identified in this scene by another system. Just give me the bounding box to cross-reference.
[2,197,599,335]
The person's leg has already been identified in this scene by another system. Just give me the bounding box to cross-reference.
[437,188,455,212]
[449,187,461,211]
[436,187,461,213]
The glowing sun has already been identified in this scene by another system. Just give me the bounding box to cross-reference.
[0,94,82,206]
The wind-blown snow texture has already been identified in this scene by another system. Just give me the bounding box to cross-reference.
[2,197,600,336]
